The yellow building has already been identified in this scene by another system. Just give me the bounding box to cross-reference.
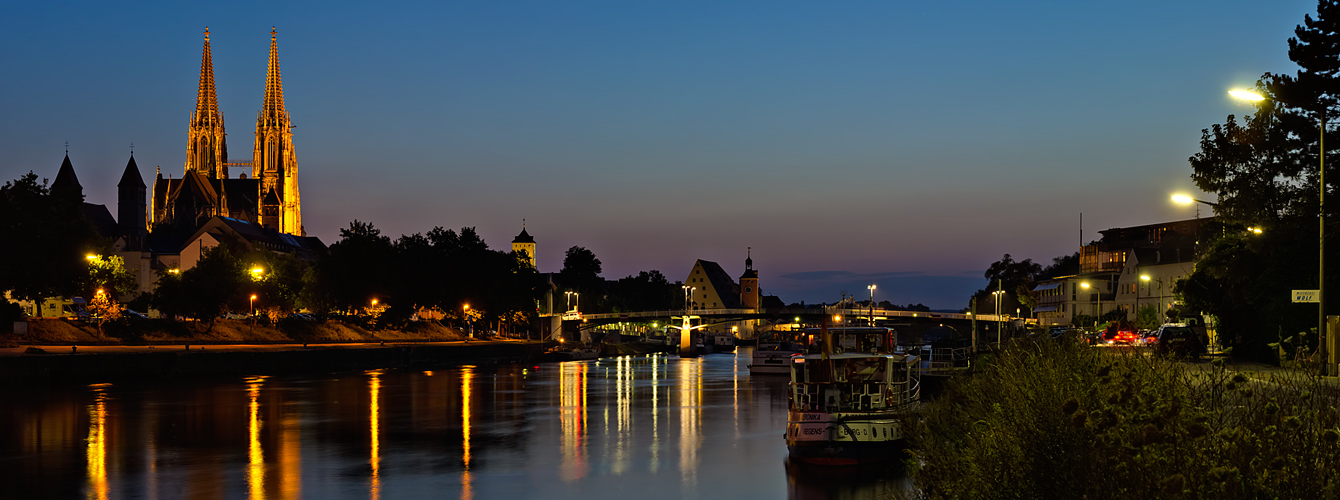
[512,223,536,270]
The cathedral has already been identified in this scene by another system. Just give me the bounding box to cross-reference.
[152,28,304,236]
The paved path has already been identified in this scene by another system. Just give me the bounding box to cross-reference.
[0,339,540,357]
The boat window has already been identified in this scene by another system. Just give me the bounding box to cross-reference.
[839,358,886,383]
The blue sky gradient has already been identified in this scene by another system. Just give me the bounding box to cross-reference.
[0,1,1316,307]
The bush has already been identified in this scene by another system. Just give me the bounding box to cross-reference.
[904,339,1340,499]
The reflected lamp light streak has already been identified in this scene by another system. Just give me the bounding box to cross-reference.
[559,363,589,482]
[86,388,109,500]
[461,367,474,500]
[368,370,382,500]
[247,377,266,500]
[650,354,660,474]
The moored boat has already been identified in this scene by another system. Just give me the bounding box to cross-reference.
[748,341,805,375]
[785,350,920,465]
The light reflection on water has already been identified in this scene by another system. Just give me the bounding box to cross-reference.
[0,348,908,499]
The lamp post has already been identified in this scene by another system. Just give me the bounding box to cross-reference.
[464,304,472,339]
[1139,275,1148,326]
[1232,88,1329,374]
[992,290,1004,343]
[1081,282,1100,329]
[867,284,877,327]
[250,294,257,323]
[565,291,573,312]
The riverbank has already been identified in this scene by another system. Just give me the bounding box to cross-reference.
[7,317,472,345]
[0,340,548,381]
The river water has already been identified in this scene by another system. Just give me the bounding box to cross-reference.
[0,347,910,499]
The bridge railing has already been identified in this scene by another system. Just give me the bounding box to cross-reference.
[541,307,1013,323]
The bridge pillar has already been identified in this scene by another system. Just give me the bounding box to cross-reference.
[679,315,697,358]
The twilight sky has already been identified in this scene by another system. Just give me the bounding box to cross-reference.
[0,1,1316,308]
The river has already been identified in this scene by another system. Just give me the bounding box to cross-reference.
[0,347,910,499]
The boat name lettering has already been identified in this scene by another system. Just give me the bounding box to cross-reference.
[802,427,826,435]
[802,413,826,421]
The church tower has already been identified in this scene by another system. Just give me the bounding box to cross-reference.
[739,248,759,309]
[117,154,147,249]
[185,28,227,179]
[253,27,302,235]
[512,221,537,269]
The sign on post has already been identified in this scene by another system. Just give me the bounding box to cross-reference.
[1293,289,1320,303]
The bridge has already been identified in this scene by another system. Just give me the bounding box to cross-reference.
[543,307,1013,328]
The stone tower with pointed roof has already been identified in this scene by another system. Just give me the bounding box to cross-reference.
[118,154,147,250]
[512,221,537,269]
[739,248,759,309]
[253,27,302,236]
[51,154,83,199]
[185,27,228,179]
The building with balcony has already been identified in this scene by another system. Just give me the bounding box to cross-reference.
[1034,218,1205,326]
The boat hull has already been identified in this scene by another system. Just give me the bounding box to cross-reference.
[786,440,905,466]
[786,410,905,465]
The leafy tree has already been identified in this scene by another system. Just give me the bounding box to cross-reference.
[83,254,137,299]
[170,244,246,321]
[1039,252,1079,279]
[560,246,605,309]
[1183,1,1340,359]
[314,220,394,313]
[86,289,123,336]
[0,172,105,301]
[608,270,675,311]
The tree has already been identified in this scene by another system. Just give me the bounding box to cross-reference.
[560,246,605,309]
[1184,1,1340,359]
[86,289,123,336]
[314,220,394,313]
[171,244,246,321]
[0,172,105,301]
[83,254,137,299]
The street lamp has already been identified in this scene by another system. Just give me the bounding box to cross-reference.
[1232,88,1328,373]
[464,304,472,339]
[250,266,265,281]
[992,290,1004,343]
[867,284,877,327]
[1141,275,1165,325]
[1080,282,1100,329]
[682,286,695,311]
[250,294,258,318]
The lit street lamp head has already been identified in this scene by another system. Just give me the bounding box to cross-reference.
[1229,89,1267,102]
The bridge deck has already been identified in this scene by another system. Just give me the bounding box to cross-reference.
[542,308,1010,322]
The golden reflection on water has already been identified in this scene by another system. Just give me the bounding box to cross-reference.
[247,376,267,500]
[85,385,109,500]
[368,370,382,500]
[611,356,633,474]
[678,357,703,488]
[559,362,589,482]
[460,367,474,500]
[279,409,301,500]
[650,354,660,474]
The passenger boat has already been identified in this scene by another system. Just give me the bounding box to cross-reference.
[785,328,920,465]
[748,341,805,375]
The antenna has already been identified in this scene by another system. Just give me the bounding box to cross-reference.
[64,141,69,153]
[130,141,134,155]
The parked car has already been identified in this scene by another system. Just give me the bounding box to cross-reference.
[123,309,151,321]
[1154,324,1206,358]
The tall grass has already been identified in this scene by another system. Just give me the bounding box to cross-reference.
[903,340,1340,499]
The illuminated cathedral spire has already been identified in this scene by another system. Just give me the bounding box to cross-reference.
[253,26,303,235]
[185,27,227,179]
